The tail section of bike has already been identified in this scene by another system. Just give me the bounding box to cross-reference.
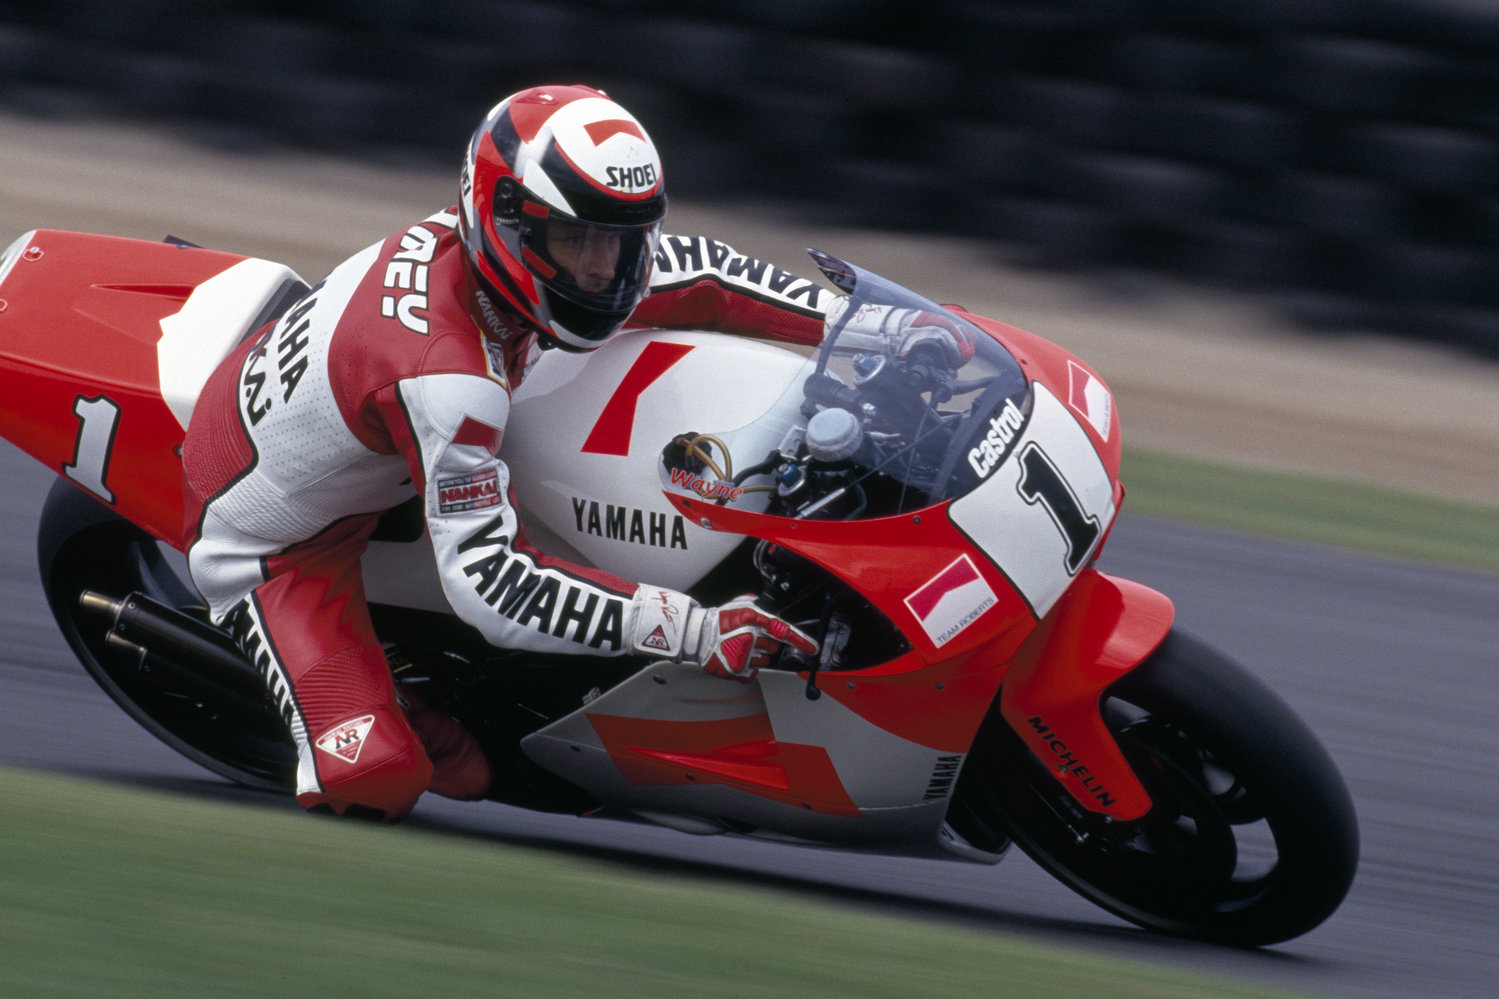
[2,230,310,790]
[0,229,306,547]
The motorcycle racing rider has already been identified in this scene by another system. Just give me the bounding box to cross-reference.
[182,84,973,822]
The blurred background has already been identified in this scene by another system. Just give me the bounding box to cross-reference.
[2,10,1498,997]
[0,0,1495,355]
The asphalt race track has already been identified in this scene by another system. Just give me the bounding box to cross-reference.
[2,437,1495,999]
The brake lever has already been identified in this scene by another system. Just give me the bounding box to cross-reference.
[803,615,852,701]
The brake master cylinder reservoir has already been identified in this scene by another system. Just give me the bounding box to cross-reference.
[805,406,862,462]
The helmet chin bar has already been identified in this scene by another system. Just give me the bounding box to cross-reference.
[467,259,625,355]
[466,267,547,344]
[541,291,633,352]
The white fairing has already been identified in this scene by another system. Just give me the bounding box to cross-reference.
[503,330,814,591]
[948,384,1116,618]
[521,663,956,845]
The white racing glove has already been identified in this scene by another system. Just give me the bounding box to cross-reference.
[823,299,977,369]
[630,586,819,681]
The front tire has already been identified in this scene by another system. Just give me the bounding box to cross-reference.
[954,629,1358,946]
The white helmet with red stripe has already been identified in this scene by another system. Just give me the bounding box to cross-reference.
[459,85,667,352]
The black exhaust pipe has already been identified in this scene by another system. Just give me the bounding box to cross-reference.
[78,590,268,702]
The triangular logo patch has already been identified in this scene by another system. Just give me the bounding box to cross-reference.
[641,625,673,652]
[315,714,376,765]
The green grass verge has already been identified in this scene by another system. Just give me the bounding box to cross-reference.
[1122,448,1499,574]
[0,766,1319,999]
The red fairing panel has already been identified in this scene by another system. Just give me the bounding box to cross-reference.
[954,307,1123,481]
[0,230,258,547]
[663,493,1029,756]
[586,711,862,817]
[668,492,1035,666]
[1000,569,1175,820]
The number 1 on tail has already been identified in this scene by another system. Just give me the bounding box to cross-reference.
[64,394,121,503]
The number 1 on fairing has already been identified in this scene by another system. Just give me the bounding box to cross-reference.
[1016,441,1101,575]
[63,394,121,503]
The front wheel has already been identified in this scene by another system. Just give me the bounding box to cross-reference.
[953,629,1358,946]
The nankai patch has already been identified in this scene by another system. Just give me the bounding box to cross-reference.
[438,467,501,514]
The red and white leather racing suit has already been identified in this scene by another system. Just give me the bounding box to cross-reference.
[181,208,829,819]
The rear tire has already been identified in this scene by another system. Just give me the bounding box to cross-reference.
[954,628,1358,946]
[37,479,295,791]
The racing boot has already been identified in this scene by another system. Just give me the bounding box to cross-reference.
[397,682,493,801]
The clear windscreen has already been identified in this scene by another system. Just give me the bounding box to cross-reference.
[660,251,1031,522]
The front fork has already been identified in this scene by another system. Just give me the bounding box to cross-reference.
[998,568,1175,822]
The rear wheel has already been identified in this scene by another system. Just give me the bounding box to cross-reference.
[953,629,1358,946]
[38,479,295,791]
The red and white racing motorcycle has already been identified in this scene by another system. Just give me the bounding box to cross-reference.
[0,229,1357,946]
